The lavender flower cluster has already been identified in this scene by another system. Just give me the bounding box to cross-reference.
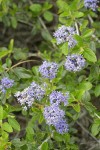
[43,103,69,134]
[28,82,45,101]
[0,77,14,93]
[39,61,58,79]
[49,91,69,106]
[64,54,86,72]
[15,82,45,110]
[84,0,99,11]
[53,25,77,48]
[43,91,69,134]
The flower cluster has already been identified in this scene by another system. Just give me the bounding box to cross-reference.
[0,77,14,93]
[43,90,69,134]
[49,91,69,106]
[39,61,58,79]
[64,54,86,72]
[15,82,45,110]
[28,82,45,101]
[43,103,68,134]
[15,87,34,110]
[43,104,65,125]
[53,25,77,48]
[54,119,69,134]
[84,0,99,11]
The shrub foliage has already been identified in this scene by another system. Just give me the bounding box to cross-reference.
[0,0,100,150]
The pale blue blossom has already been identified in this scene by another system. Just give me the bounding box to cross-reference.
[64,54,85,72]
[53,25,77,48]
[49,91,69,106]
[84,0,99,11]
[39,61,58,79]
[0,77,14,93]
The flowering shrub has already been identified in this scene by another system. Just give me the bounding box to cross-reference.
[0,0,100,150]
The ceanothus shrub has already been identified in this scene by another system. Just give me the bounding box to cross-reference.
[0,0,99,149]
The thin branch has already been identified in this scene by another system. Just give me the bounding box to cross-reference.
[38,17,57,49]
[75,22,80,35]
[6,60,39,72]
[38,17,48,31]
[94,113,100,119]
[18,19,33,27]
[88,15,100,43]
[38,131,54,150]
[88,15,93,23]
[77,121,99,143]
[88,142,100,150]
[33,102,44,108]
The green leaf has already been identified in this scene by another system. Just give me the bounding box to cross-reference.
[2,131,9,140]
[91,122,100,136]
[70,0,81,10]
[43,2,52,10]
[41,29,52,41]
[59,12,70,17]
[6,58,12,67]
[82,29,95,38]
[84,101,96,115]
[0,105,3,120]
[90,41,96,52]
[43,11,53,22]
[41,142,48,150]
[53,132,64,141]
[8,118,20,131]
[74,12,84,18]
[74,35,83,46]
[12,138,25,148]
[3,122,13,133]
[13,48,28,60]
[75,89,85,99]
[39,113,44,124]
[30,4,42,15]
[57,0,70,12]
[79,81,92,91]
[82,91,91,101]
[60,43,68,55]
[0,48,9,59]
[26,126,34,135]
[83,48,97,62]
[72,104,80,112]
[11,17,17,29]
[14,67,32,79]
[94,85,100,97]
[80,20,88,30]
[8,39,14,52]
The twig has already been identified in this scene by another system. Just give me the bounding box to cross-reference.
[77,121,99,143]
[34,102,44,108]
[88,15,93,23]
[6,60,39,72]
[88,142,100,150]
[94,113,100,119]
[38,131,54,150]
[75,22,80,35]
[38,17,48,31]
[38,17,57,49]
[18,19,33,27]
[88,15,100,43]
